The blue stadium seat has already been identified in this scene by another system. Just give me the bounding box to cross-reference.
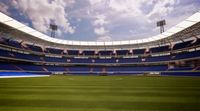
[46,66,67,71]
[70,58,92,63]
[46,48,63,54]
[146,55,171,62]
[67,50,79,55]
[27,44,43,52]
[161,72,200,76]
[173,40,192,50]
[98,50,113,56]
[150,45,170,53]
[18,64,45,71]
[5,39,22,49]
[44,56,67,63]
[133,49,145,55]
[169,67,194,71]
[0,63,18,70]
[173,50,200,60]
[116,50,130,55]
[82,50,95,56]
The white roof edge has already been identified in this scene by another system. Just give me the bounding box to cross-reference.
[0,11,200,46]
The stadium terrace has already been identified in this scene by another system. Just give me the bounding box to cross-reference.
[0,11,200,76]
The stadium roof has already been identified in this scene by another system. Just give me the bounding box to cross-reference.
[0,11,200,46]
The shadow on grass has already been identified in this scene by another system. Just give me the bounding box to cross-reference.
[0,99,200,111]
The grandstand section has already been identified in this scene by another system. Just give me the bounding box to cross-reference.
[0,11,200,77]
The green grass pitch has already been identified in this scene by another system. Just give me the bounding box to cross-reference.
[0,75,200,111]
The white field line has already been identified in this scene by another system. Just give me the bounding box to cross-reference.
[0,75,50,78]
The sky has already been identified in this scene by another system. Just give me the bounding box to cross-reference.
[0,0,200,41]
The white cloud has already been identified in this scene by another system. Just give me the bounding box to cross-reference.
[93,14,108,26]
[92,13,110,41]
[89,0,180,40]
[94,27,108,35]
[88,0,178,41]
[5,0,197,41]
[107,0,178,21]
[11,0,75,34]
[89,0,103,5]
[146,0,178,21]
[109,0,144,16]
[0,2,10,15]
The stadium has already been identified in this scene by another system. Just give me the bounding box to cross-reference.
[0,0,200,111]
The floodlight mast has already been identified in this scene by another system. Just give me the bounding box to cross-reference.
[49,24,58,38]
[157,20,166,33]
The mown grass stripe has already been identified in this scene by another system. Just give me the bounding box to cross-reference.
[0,76,200,111]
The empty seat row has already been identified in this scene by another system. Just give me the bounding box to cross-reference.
[1,37,200,55]
[0,48,200,64]
[0,63,168,72]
